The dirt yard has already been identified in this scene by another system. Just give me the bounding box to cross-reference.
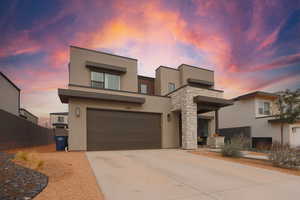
[6,145,104,200]
[191,150,300,177]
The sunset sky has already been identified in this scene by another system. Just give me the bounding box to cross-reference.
[0,0,300,125]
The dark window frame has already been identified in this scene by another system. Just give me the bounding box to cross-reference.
[91,71,120,90]
[57,116,64,123]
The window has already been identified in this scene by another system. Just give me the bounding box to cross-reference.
[91,71,120,90]
[168,82,176,93]
[140,84,148,94]
[105,73,120,90]
[91,71,104,88]
[57,116,64,123]
[258,101,271,115]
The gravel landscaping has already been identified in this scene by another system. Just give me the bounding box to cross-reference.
[0,152,48,200]
[6,144,104,200]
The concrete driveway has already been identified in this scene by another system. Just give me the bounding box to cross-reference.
[86,149,300,200]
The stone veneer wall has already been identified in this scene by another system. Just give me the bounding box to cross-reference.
[169,86,223,149]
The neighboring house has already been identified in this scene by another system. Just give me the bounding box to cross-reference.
[0,71,20,115]
[58,46,233,151]
[50,112,68,128]
[219,91,300,148]
[19,108,38,124]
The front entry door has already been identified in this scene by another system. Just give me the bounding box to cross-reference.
[198,118,209,145]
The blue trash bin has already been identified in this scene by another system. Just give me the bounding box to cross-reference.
[55,136,68,151]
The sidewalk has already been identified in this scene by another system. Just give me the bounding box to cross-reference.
[208,148,268,160]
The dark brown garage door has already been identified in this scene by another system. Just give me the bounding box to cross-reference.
[87,109,161,151]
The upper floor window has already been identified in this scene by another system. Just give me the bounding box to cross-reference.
[57,116,64,123]
[258,101,271,115]
[91,71,120,90]
[168,82,176,93]
[91,71,104,88]
[140,84,148,94]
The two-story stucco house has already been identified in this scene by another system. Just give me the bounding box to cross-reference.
[0,71,20,116]
[58,46,233,151]
[50,112,68,128]
[219,91,300,148]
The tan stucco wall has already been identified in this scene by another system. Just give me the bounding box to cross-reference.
[68,86,179,151]
[155,65,215,96]
[219,98,255,129]
[251,118,290,143]
[69,47,138,92]
[0,75,19,115]
[154,69,161,96]
[155,67,180,96]
[179,65,214,86]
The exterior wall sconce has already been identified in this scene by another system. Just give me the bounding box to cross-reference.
[167,113,171,121]
[75,107,81,117]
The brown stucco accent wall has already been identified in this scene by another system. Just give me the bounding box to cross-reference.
[138,76,155,95]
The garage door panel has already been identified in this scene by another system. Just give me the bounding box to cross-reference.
[87,109,161,151]
[88,142,160,151]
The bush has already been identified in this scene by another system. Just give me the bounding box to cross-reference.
[221,144,242,157]
[15,151,30,161]
[35,160,45,170]
[268,142,300,169]
[221,136,246,158]
[14,151,45,170]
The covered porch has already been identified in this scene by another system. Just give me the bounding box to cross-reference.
[195,95,233,135]
[169,86,233,149]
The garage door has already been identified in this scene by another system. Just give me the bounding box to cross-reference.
[87,109,161,151]
[290,127,300,148]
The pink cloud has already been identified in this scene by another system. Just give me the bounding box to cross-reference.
[248,53,300,72]
[0,31,41,58]
[256,18,285,51]
[1,0,299,121]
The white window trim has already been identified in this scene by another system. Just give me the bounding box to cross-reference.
[256,99,272,117]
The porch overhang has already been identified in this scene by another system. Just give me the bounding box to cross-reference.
[193,95,233,113]
[187,78,214,87]
[86,61,127,74]
[58,89,145,104]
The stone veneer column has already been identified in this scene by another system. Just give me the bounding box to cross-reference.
[181,87,198,149]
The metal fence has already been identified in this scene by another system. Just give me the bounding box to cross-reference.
[0,109,54,151]
[219,126,252,146]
